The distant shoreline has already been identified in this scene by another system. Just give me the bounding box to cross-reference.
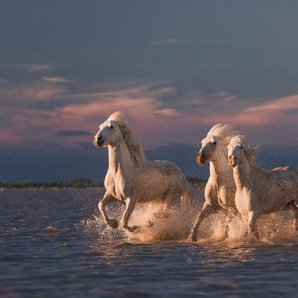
[0,177,206,190]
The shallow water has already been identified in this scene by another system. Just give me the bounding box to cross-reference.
[1,189,298,297]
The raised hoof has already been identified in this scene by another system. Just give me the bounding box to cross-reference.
[107,219,119,229]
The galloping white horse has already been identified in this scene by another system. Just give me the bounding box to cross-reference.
[227,135,298,239]
[188,124,238,242]
[93,111,197,232]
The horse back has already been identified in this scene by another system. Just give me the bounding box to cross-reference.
[271,166,298,181]
[259,166,298,200]
[149,160,185,179]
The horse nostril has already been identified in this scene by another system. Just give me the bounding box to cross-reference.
[196,152,205,164]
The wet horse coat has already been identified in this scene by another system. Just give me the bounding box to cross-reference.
[188,124,238,242]
[227,135,298,239]
[94,111,197,232]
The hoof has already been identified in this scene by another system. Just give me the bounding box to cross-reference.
[108,219,119,229]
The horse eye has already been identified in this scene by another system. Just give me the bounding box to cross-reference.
[109,125,113,129]
[240,145,243,149]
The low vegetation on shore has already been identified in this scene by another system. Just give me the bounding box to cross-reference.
[0,177,206,190]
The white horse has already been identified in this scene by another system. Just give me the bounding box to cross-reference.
[227,135,298,239]
[188,124,238,242]
[93,111,197,233]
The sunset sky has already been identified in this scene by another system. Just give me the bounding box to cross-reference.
[1,1,298,182]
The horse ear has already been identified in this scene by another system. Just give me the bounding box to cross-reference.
[108,120,114,128]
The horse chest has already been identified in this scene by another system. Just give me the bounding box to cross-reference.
[105,173,131,201]
[235,188,252,215]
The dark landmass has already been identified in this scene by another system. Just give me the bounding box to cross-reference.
[0,177,206,190]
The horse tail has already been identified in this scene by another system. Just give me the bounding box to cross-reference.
[181,181,198,213]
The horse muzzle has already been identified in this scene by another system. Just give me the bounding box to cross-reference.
[93,135,105,148]
[196,151,208,165]
[228,155,237,167]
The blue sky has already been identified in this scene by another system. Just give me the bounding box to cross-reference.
[0,1,298,182]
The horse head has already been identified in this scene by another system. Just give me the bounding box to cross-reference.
[197,134,218,165]
[197,123,233,165]
[227,135,246,167]
[227,135,259,167]
[94,112,125,148]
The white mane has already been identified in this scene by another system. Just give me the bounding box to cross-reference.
[108,111,147,167]
[234,135,260,164]
[208,123,234,145]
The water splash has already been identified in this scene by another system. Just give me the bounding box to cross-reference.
[127,205,192,243]
[81,201,298,245]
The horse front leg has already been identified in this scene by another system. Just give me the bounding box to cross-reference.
[98,192,119,229]
[120,197,140,233]
[247,211,260,240]
[187,203,215,242]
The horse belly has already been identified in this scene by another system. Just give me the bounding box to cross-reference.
[133,170,183,203]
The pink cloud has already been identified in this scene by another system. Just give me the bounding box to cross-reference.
[1,78,298,148]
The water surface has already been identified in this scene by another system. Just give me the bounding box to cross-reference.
[1,189,298,297]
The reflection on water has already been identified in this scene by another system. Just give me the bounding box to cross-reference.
[1,189,298,297]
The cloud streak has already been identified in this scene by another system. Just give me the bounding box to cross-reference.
[150,38,186,46]
[8,63,56,73]
[41,76,74,84]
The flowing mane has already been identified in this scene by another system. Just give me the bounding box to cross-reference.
[208,123,235,145]
[108,111,147,167]
[235,135,260,164]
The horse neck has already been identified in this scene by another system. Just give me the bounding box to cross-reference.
[210,143,232,186]
[233,155,251,189]
[107,141,135,175]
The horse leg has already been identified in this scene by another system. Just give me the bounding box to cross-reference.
[289,201,298,231]
[187,203,215,242]
[98,192,119,229]
[120,197,140,233]
[247,211,260,240]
